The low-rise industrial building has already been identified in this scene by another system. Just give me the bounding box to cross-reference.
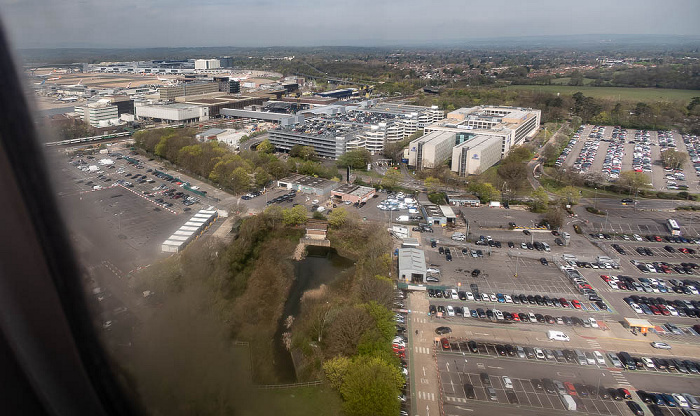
[330,184,376,203]
[421,204,457,226]
[398,248,427,283]
[161,209,218,253]
[134,102,209,123]
[277,174,338,196]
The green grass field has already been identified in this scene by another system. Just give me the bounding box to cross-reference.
[549,77,595,86]
[240,385,343,416]
[504,84,699,103]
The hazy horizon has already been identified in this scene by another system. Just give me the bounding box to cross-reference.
[1,0,699,49]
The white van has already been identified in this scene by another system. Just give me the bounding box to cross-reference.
[547,330,570,342]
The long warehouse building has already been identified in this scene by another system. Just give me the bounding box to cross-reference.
[162,210,218,253]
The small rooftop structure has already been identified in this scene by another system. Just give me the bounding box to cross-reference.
[305,220,328,240]
[398,248,427,283]
[331,184,376,203]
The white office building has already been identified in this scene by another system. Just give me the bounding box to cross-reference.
[194,59,221,70]
[451,134,503,176]
[75,99,119,127]
[405,130,456,170]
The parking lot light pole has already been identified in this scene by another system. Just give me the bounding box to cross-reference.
[596,372,605,395]
[594,187,598,209]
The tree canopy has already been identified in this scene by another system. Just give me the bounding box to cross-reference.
[337,149,372,169]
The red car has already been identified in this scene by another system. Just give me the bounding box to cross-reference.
[440,338,450,350]
[564,382,577,396]
[512,314,521,322]
[571,300,582,309]
[618,388,631,399]
[654,236,663,242]
[657,305,671,316]
[649,304,661,315]
[601,275,611,282]
[559,298,570,308]
[679,248,690,254]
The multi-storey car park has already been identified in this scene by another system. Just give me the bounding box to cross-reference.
[268,100,446,158]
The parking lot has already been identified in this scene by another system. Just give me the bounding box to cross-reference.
[438,353,700,416]
[422,240,598,298]
[560,125,696,193]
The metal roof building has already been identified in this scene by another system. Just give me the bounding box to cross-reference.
[161,209,219,253]
[398,248,427,283]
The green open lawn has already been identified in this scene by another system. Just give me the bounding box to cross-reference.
[241,385,343,416]
[504,84,699,103]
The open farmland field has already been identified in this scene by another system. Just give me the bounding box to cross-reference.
[503,84,699,103]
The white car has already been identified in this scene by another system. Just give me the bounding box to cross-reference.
[426,268,440,274]
[630,303,644,314]
[446,305,455,317]
[672,393,690,408]
[666,305,679,316]
[466,292,475,301]
[641,357,655,368]
[633,234,643,241]
[481,293,490,302]
[502,376,513,389]
[450,289,459,300]
[494,310,504,320]
[504,294,513,303]
[534,348,546,360]
[593,350,606,365]
[651,341,671,350]
[463,307,470,318]
[588,318,599,328]
[489,293,497,302]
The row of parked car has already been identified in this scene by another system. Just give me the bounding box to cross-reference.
[602,126,626,179]
[629,259,699,275]
[624,295,700,318]
[602,274,700,294]
[428,288,589,309]
[391,290,411,416]
[572,127,604,173]
[264,190,296,205]
[682,134,700,178]
[636,390,700,415]
[464,373,645,414]
[554,125,584,168]
[432,303,601,328]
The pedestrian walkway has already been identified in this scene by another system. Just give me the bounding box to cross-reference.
[609,369,632,387]
[408,291,440,416]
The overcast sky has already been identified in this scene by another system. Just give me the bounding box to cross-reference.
[1,0,698,49]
